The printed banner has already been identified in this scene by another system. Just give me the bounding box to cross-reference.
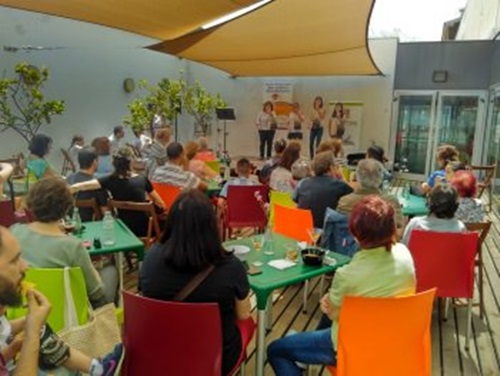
[328,101,363,153]
[264,81,294,129]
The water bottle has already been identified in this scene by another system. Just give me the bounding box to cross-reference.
[72,209,82,234]
[102,211,115,246]
[263,226,274,255]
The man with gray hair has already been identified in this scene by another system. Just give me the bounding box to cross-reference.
[337,158,404,234]
[293,151,352,228]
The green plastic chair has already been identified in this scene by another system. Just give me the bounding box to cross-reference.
[205,160,221,174]
[269,190,296,225]
[7,267,89,333]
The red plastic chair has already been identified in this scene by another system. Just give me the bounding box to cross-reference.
[326,289,436,376]
[272,204,313,243]
[225,185,268,239]
[0,200,16,227]
[408,230,478,350]
[122,291,255,376]
[151,182,181,212]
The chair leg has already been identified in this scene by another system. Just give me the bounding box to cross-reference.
[302,280,309,314]
[479,263,485,319]
[443,298,450,321]
[466,298,473,351]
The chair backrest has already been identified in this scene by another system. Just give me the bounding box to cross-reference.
[7,267,88,333]
[205,160,221,174]
[408,230,478,298]
[123,291,222,376]
[0,200,16,227]
[269,190,295,225]
[75,198,102,221]
[336,289,436,376]
[272,204,313,242]
[151,182,182,211]
[108,200,161,247]
[60,148,76,175]
[321,208,359,257]
[468,164,496,197]
[226,185,268,228]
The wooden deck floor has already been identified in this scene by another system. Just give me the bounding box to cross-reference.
[124,190,500,376]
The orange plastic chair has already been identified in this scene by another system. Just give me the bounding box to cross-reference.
[151,182,181,211]
[326,289,436,376]
[272,204,313,243]
[408,230,478,350]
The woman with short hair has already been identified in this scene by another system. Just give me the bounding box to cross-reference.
[26,134,57,186]
[269,141,301,193]
[91,137,113,177]
[267,195,416,375]
[450,170,485,223]
[140,190,251,375]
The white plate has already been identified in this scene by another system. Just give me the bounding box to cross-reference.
[226,245,251,256]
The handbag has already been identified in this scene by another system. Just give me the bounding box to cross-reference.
[57,269,121,359]
[173,264,215,301]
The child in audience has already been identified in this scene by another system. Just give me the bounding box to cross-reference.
[421,145,459,194]
[219,158,259,198]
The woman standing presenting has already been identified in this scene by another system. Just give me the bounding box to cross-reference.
[256,101,277,159]
[329,102,347,139]
[288,102,306,142]
[309,96,326,158]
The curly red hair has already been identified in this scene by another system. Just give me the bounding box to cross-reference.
[450,170,477,198]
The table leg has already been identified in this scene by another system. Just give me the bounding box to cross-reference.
[256,309,266,376]
[265,295,273,330]
[117,252,124,307]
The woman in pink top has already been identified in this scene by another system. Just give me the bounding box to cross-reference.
[194,137,216,162]
[185,141,218,181]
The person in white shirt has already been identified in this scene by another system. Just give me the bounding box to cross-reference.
[288,102,306,141]
[256,101,277,160]
[132,130,152,156]
[108,125,125,154]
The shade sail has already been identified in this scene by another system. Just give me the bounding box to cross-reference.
[150,0,381,76]
[0,0,260,40]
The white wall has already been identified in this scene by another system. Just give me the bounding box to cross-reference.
[0,6,397,170]
[456,0,500,40]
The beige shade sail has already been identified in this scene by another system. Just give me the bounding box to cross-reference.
[0,0,260,40]
[150,0,381,76]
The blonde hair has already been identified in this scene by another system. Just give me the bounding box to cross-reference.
[198,137,209,151]
[184,141,199,160]
[155,127,172,142]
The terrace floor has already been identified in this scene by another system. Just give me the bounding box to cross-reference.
[124,187,500,376]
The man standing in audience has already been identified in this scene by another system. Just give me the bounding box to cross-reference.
[219,158,259,198]
[145,127,171,179]
[293,151,353,229]
[151,142,207,192]
[337,158,404,237]
[108,125,125,154]
[66,148,109,222]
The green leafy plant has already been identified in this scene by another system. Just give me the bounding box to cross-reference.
[184,81,226,136]
[0,62,65,143]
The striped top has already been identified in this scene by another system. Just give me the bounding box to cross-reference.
[151,162,201,190]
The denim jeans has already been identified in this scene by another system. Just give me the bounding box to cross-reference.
[309,127,324,158]
[267,329,336,376]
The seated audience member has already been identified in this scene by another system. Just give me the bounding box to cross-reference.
[0,226,123,376]
[152,143,207,192]
[66,148,109,222]
[184,141,219,181]
[91,137,113,178]
[402,184,466,246]
[11,178,112,308]
[26,134,57,186]
[68,134,85,170]
[108,125,125,154]
[259,139,287,184]
[70,147,165,237]
[421,144,459,194]
[194,137,216,162]
[220,158,259,198]
[450,170,485,223]
[270,141,301,194]
[267,196,416,374]
[366,144,392,184]
[0,162,13,200]
[145,127,171,179]
[140,190,251,376]
[294,152,352,228]
[132,129,152,155]
[291,158,312,182]
[337,159,404,235]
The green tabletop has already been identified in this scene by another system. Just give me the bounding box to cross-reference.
[224,233,351,310]
[398,193,428,217]
[77,219,145,261]
[206,180,222,197]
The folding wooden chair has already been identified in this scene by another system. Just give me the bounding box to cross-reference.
[75,198,103,221]
[468,164,496,212]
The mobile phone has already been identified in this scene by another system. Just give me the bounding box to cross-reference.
[242,261,262,276]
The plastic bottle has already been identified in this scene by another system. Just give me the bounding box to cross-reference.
[72,209,82,234]
[101,211,115,246]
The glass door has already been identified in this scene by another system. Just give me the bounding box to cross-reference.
[485,92,500,185]
[432,93,486,169]
[392,93,436,178]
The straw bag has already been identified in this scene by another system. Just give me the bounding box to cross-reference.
[57,268,121,359]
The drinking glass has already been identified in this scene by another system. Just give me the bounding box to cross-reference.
[307,228,322,247]
[251,235,264,266]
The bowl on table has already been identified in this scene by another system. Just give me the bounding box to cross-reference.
[225,245,251,260]
[301,248,325,266]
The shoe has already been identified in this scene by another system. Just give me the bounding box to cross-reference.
[101,344,125,376]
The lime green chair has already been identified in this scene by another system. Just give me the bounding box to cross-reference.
[7,268,89,333]
[205,160,221,174]
[269,190,296,225]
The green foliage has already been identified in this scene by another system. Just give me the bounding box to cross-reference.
[123,74,226,136]
[0,62,65,143]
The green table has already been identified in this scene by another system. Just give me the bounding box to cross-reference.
[224,233,350,376]
[206,180,222,197]
[398,193,428,217]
